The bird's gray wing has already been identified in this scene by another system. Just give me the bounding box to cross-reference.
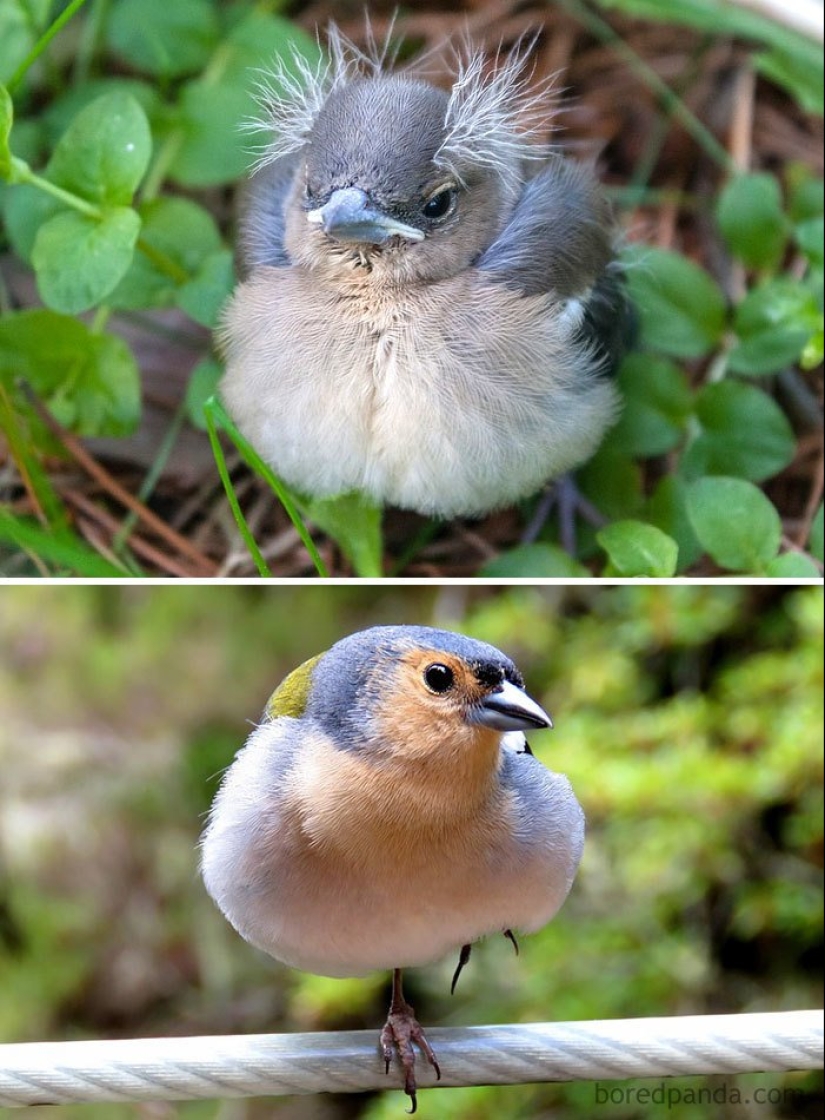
[237,154,300,276]
[478,157,635,376]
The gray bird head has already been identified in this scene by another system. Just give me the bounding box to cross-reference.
[302,624,552,754]
[246,27,554,284]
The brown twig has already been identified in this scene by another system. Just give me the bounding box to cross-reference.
[63,489,212,578]
[24,389,218,577]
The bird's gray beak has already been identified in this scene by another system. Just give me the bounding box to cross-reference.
[307,187,425,246]
[470,679,553,733]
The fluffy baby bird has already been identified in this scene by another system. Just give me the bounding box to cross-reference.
[200,625,585,1110]
[219,27,630,519]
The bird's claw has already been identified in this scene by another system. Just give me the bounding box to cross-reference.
[380,999,441,1113]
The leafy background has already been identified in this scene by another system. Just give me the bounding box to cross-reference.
[0,0,822,576]
[0,583,822,1118]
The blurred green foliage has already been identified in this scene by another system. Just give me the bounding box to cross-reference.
[0,584,822,1119]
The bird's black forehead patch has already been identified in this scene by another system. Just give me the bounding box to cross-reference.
[471,660,524,691]
[305,77,450,204]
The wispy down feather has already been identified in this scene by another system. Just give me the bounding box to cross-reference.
[246,23,557,181]
[245,21,404,170]
[436,35,557,190]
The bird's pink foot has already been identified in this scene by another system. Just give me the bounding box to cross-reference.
[380,970,441,1113]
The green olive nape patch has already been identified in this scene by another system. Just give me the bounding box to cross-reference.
[265,653,323,720]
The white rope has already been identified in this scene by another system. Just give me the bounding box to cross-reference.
[0,1011,821,1106]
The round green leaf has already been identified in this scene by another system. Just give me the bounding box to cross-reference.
[170,79,253,187]
[717,173,788,271]
[728,278,817,375]
[3,115,42,168]
[607,354,692,457]
[644,474,703,572]
[578,448,644,520]
[2,181,62,262]
[165,12,324,187]
[682,380,795,482]
[624,246,727,359]
[481,544,589,577]
[43,78,162,147]
[686,476,782,572]
[795,217,824,267]
[106,0,219,78]
[764,553,821,578]
[0,309,140,436]
[47,91,151,205]
[109,196,222,309]
[788,170,824,223]
[176,248,235,327]
[221,12,323,83]
[0,4,38,84]
[32,208,141,314]
[305,493,383,578]
[185,357,223,431]
[597,520,679,577]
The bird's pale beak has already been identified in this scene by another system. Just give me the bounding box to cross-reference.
[470,679,553,732]
[306,187,425,246]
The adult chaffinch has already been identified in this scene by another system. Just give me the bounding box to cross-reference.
[218,26,631,519]
[200,624,584,1110]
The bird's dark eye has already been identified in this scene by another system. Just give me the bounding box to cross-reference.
[424,663,455,693]
[422,187,456,222]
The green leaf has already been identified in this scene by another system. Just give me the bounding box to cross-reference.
[3,115,41,167]
[32,208,141,314]
[764,553,821,578]
[624,246,727,358]
[686,476,782,572]
[1,181,62,261]
[42,78,162,147]
[47,91,151,205]
[0,377,67,527]
[165,15,327,187]
[0,1,49,86]
[801,328,824,371]
[728,278,818,375]
[221,11,323,82]
[757,45,824,116]
[598,0,824,113]
[0,83,12,177]
[0,310,140,436]
[597,520,679,577]
[109,196,222,309]
[305,492,384,578]
[106,0,219,78]
[787,170,824,223]
[644,474,703,572]
[681,380,795,482]
[578,447,644,521]
[481,543,590,577]
[717,173,788,271]
[185,357,223,431]
[0,511,127,577]
[606,354,692,457]
[170,79,252,187]
[176,248,235,327]
[811,504,824,563]
[795,217,824,268]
